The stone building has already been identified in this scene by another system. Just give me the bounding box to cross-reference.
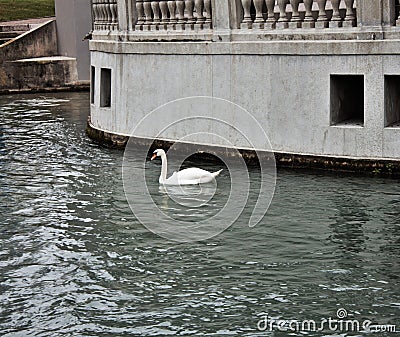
[88,0,400,169]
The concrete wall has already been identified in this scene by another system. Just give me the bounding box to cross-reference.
[89,40,400,160]
[55,0,92,81]
[0,20,58,89]
[6,57,78,90]
[0,20,57,62]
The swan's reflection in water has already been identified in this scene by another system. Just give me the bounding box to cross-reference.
[158,182,217,208]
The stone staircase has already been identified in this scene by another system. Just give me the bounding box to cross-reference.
[0,18,80,92]
[0,18,46,45]
[0,29,26,45]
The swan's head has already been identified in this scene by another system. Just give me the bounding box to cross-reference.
[151,149,165,161]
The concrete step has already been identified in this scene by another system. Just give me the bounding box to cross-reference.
[0,24,30,32]
[0,31,26,38]
[6,56,79,90]
[0,31,30,46]
[0,17,54,33]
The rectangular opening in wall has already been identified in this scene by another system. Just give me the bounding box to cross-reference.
[384,75,400,127]
[330,74,364,126]
[100,68,111,108]
[91,66,95,104]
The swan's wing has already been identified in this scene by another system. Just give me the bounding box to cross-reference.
[164,168,218,185]
[176,168,211,181]
[177,168,220,184]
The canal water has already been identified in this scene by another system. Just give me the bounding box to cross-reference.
[0,92,399,336]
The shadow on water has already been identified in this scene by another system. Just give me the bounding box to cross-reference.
[0,92,399,336]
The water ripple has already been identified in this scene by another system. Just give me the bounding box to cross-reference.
[0,93,399,336]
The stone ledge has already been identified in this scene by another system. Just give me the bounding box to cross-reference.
[13,56,77,63]
[86,119,400,177]
[89,38,400,56]
[0,82,90,95]
[92,25,400,43]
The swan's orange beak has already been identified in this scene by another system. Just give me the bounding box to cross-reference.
[151,153,157,161]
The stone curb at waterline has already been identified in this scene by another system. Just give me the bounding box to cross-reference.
[0,83,90,95]
[86,118,400,177]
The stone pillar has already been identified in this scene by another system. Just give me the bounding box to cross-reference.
[232,0,244,29]
[127,0,137,30]
[383,0,397,26]
[212,0,232,40]
[117,0,129,31]
[303,0,315,28]
[357,0,395,27]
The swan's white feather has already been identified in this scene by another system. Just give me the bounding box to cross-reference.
[164,168,221,185]
[152,149,222,185]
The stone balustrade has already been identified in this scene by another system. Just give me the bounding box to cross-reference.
[90,0,400,40]
[134,0,212,31]
[92,0,119,31]
[240,0,357,30]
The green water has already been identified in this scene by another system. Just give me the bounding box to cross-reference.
[0,92,398,336]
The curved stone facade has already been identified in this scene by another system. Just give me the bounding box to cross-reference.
[88,0,400,170]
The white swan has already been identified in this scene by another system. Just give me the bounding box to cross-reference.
[151,149,222,185]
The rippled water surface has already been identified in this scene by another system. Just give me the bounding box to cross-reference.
[0,92,399,336]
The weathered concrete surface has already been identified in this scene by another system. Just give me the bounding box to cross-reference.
[0,19,88,93]
[0,20,57,63]
[89,39,400,162]
[87,0,400,172]
[0,20,58,90]
[5,56,78,90]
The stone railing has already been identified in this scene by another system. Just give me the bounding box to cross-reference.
[135,0,212,31]
[90,0,400,40]
[92,0,119,31]
[240,0,357,30]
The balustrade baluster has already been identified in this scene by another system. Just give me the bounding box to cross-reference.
[253,0,265,29]
[97,0,103,30]
[204,0,212,29]
[110,1,117,30]
[194,0,205,30]
[94,0,100,28]
[315,0,328,28]
[93,0,213,34]
[151,1,161,30]
[289,0,301,28]
[329,0,342,28]
[105,1,113,30]
[136,0,145,30]
[241,0,252,29]
[265,0,276,29]
[99,0,106,30]
[159,1,169,30]
[303,0,315,28]
[176,0,186,30]
[186,0,196,29]
[92,1,99,30]
[143,0,153,30]
[167,0,177,29]
[276,0,289,29]
[112,2,119,29]
[343,0,355,27]
[104,0,111,30]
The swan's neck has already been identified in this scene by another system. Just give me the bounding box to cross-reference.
[159,153,168,183]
